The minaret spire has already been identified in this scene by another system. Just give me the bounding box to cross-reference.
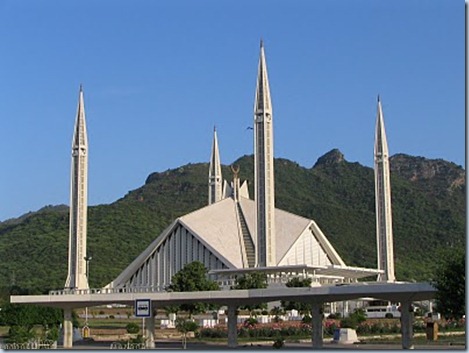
[254,40,276,267]
[65,86,90,290]
[374,96,395,282]
[208,126,223,205]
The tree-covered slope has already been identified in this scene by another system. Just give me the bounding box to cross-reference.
[0,150,465,293]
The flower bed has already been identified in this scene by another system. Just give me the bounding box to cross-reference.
[197,317,466,340]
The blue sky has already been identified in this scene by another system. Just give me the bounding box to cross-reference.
[0,0,464,221]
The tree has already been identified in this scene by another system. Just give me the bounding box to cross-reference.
[270,306,284,323]
[233,272,268,315]
[281,277,312,315]
[167,261,219,316]
[340,308,366,329]
[175,318,198,349]
[233,272,268,290]
[168,261,219,292]
[0,303,63,343]
[433,248,465,320]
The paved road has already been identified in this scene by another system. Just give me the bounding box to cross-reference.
[61,339,465,350]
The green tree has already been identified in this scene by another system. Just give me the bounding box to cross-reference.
[281,277,312,314]
[233,272,268,315]
[433,248,465,320]
[167,261,219,317]
[270,306,284,323]
[233,272,267,290]
[175,318,198,349]
[0,303,63,343]
[340,308,366,329]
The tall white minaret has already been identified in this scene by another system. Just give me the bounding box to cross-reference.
[208,126,223,205]
[374,96,395,282]
[254,40,276,267]
[65,85,90,290]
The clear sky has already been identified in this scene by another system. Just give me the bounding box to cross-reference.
[0,0,464,221]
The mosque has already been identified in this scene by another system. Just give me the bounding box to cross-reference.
[66,41,394,295]
[11,41,435,350]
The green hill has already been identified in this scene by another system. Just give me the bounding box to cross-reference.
[0,150,465,294]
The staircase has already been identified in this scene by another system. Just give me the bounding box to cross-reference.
[236,203,255,267]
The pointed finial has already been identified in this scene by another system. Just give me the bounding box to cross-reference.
[213,125,217,132]
[260,38,264,48]
[377,94,381,103]
[79,83,83,92]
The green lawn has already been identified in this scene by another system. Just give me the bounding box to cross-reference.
[78,318,141,329]
[362,332,465,346]
[0,326,9,337]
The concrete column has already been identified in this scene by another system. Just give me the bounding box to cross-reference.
[144,315,156,349]
[227,305,238,348]
[63,308,73,349]
[311,302,323,349]
[401,301,414,349]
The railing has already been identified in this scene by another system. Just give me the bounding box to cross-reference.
[48,278,369,296]
[1,340,57,350]
[110,342,146,349]
[49,286,166,296]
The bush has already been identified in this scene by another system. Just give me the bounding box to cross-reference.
[45,326,59,341]
[243,317,258,328]
[385,313,394,318]
[7,326,36,343]
[126,322,140,334]
[272,337,285,349]
[328,313,341,319]
[302,315,312,324]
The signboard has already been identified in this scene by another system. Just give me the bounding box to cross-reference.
[135,299,151,318]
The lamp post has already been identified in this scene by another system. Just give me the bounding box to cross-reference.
[84,255,92,284]
[84,255,92,329]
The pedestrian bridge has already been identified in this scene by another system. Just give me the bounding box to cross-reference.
[11,281,436,350]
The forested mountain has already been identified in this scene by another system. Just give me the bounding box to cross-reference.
[0,150,465,294]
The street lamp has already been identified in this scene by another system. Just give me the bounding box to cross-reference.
[84,255,92,282]
[84,255,92,330]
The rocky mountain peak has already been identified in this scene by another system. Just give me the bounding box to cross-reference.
[390,153,465,191]
[313,149,345,168]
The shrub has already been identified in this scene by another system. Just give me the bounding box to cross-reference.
[272,337,285,349]
[126,322,140,334]
[243,317,258,328]
[7,326,36,343]
[302,315,312,324]
[328,313,341,319]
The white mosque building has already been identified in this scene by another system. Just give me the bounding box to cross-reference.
[103,42,393,292]
[66,41,395,295]
[12,41,432,351]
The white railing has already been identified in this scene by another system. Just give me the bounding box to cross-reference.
[49,286,166,296]
[48,277,364,296]
[1,340,57,350]
[110,342,146,349]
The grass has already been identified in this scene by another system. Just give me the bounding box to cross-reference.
[362,332,466,346]
[78,318,141,329]
[0,326,9,337]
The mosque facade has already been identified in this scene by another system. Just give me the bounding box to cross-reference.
[66,42,394,293]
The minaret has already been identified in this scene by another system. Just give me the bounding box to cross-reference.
[208,126,223,205]
[374,96,395,282]
[254,40,276,267]
[65,85,90,290]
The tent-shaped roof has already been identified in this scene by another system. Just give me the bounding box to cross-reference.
[108,196,351,289]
